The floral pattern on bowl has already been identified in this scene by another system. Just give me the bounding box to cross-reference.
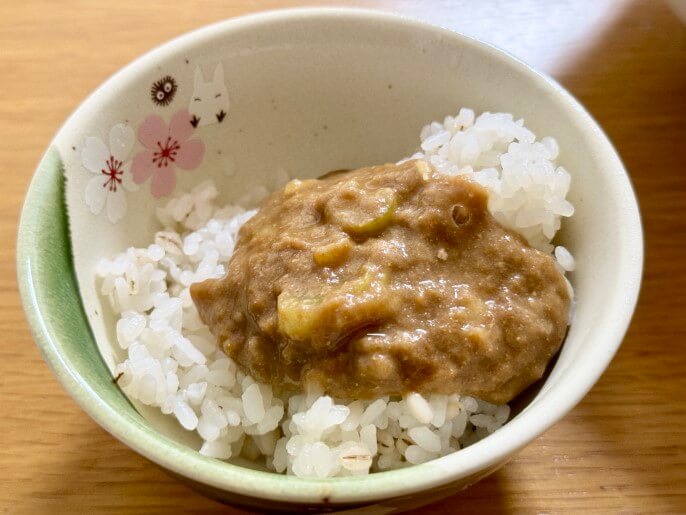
[80,64,230,223]
[82,124,139,223]
[132,109,205,198]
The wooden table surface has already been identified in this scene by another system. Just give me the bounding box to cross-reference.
[2,1,685,513]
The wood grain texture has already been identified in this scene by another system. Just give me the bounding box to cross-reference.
[1,1,685,513]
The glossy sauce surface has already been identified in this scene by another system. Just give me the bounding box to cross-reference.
[191,161,570,403]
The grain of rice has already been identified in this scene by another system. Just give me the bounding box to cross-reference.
[242,383,265,424]
[359,399,386,427]
[405,445,437,465]
[406,392,434,424]
[554,245,576,272]
[360,424,378,455]
[173,397,198,430]
[429,394,448,427]
[185,382,207,405]
[408,426,442,453]
[341,400,364,431]
[200,440,232,459]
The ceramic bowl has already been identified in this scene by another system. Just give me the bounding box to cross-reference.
[17,8,642,513]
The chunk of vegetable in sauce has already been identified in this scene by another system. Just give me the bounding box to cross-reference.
[326,187,397,237]
[313,237,352,267]
[277,294,322,342]
[277,265,395,352]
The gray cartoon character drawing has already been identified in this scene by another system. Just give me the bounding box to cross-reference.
[189,64,230,128]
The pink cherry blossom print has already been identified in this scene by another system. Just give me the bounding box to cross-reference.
[82,124,138,223]
[132,109,205,198]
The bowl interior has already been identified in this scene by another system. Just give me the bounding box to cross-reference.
[19,8,642,506]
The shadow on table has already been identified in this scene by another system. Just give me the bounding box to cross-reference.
[22,415,499,514]
[22,420,230,514]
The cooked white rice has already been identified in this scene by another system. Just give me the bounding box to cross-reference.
[97,108,574,478]
[405,108,575,253]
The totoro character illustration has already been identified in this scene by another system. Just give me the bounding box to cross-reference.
[188,64,230,128]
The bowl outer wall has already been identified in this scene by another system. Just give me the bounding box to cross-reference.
[17,7,643,506]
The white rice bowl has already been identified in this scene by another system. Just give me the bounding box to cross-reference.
[97,109,574,478]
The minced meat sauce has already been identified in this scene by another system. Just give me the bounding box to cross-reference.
[191,160,570,404]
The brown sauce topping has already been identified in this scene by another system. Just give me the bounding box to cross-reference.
[191,160,570,404]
